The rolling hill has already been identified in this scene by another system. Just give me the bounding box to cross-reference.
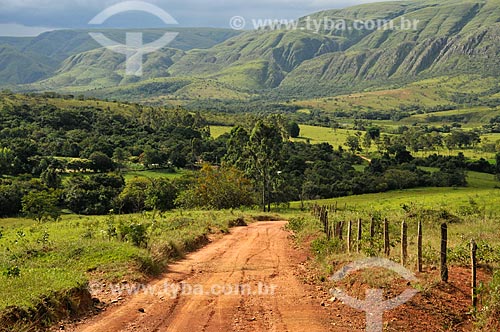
[28,47,186,91]
[0,45,57,84]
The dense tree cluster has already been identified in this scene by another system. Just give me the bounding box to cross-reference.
[0,173,182,217]
[0,100,212,176]
[484,116,500,133]
[176,164,255,210]
[415,153,496,174]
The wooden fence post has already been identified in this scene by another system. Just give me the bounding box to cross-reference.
[321,208,324,233]
[471,239,478,308]
[369,217,376,252]
[324,209,331,240]
[370,217,376,239]
[384,219,390,256]
[401,221,408,266]
[441,223,448,282]
[417,220,423,273]
[347,220,352,253]
[327,211,332,240]
[357,219,362,253]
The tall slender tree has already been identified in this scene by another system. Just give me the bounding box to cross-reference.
[224,121,285,212]
[247,121,284,212]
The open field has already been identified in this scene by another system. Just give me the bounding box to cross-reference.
[292,125,353,147]
[412,149,497,161]
[0,93,140,117]
[402,106,500,127]
[284,169,500,329]
[210,125,233,138]
[293,84,448,113]
[276,168,500,330]
[123,169,190,182]
[210,124,499,160]
[294,171,499,214]
[288,170,500,267]
[210,124,360,148]
[286,204,500,330]
[293,75,500,123]
[296,125,499,160]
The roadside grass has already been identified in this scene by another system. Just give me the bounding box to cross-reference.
[286,200,500,326]
[288,170,499,286]
[0,209,257,317]
[286,170,500,270]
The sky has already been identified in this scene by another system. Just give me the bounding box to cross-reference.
[0,0,384,36]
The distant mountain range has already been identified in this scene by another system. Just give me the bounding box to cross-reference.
[1,0,500,102]
[0,28,241,86]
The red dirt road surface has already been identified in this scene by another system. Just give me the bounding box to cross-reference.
[71,221,332,332]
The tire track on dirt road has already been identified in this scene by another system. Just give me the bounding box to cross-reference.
[71,221,332,332]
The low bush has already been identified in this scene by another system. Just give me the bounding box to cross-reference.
[286,217,306,233]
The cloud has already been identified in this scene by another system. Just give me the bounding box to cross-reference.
[0,0,387,33]
[0,23,56,37]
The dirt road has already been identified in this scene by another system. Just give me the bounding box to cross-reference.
[72,221,332,332]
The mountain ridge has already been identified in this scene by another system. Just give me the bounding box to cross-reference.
[2,0,500,102]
